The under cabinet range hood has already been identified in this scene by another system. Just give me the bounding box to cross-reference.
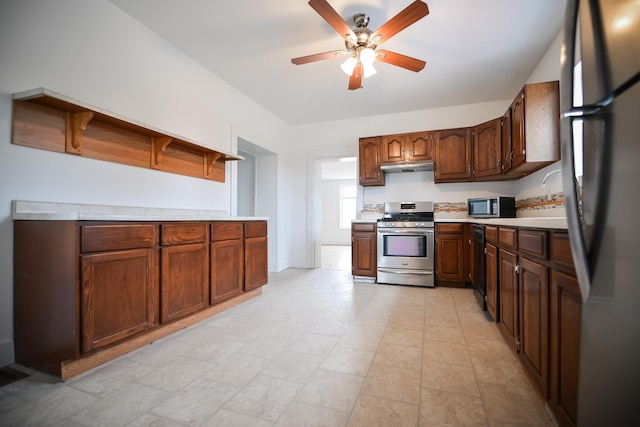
[380,160,434,173]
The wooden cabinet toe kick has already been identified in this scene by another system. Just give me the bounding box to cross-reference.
[60,288,261,380]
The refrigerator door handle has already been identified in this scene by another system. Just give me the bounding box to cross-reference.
[561,0,592,303]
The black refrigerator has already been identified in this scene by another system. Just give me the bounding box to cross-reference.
[561,0,640,425]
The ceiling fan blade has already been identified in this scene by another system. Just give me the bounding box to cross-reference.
[376,50,426,72]
[371,1,429,44]
[291,50,348,65]
[308,0,356,40]
[348,62,363,90]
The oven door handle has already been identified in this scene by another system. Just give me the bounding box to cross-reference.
[377,268,434,275]
[377,229,434,235]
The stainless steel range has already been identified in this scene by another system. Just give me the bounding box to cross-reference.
[377,201,435,287]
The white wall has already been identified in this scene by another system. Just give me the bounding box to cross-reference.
[0,0,294,367]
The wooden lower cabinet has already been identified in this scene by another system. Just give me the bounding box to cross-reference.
[498,249,519,352]
[210,239,244,303]
[210,222,244,304]
[81,248,159,352]
[485,243,499,320]
[518,257,549,397]
[14,218,268,378]
[245,222,268,291]
[549,268,581,427]
[161,243,208,322]
[160,223,208,322]
[436,223,466,283]
[352,222,377,277]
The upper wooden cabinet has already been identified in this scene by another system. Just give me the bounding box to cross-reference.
[434,127,472,182]
[358,137,385,186]
[503,81,560,178]
[473,118,502,179]
[381,132,434,164]
[356,80,559,184]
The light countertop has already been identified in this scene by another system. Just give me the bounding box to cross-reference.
[354,216,567,229]
[12,200,268,222]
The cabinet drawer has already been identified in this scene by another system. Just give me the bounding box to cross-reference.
[82,224,158,253]
[161,223,207,245]
[498,227,518,250]
[519,229,548,259]
[551,232,575,271]
[352,222,376,232]
[485,226,498,244]
[245,221,267,238]
[211,222,243,241]
[436,223,464,234]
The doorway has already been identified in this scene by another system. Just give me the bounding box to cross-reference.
[318,157,357,270]
[237,138,277,272]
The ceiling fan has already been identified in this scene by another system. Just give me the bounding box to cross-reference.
[291,0,429,90]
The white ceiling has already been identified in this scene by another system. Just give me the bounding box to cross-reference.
[109,0,567,125]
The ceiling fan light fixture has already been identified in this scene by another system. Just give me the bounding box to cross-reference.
[291,0,429,90]
[341,56,358,75]
[360,47,376,65]
[362,61,377,78]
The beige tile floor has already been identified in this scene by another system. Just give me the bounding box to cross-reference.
[0,247,554,426]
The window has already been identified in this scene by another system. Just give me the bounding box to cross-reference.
[339,184,357,229]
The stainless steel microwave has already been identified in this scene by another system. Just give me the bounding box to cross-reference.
[467,197,516,218]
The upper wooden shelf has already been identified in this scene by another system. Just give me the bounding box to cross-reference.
[11,88,243,182]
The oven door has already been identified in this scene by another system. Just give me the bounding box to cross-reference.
[377,228,434,270]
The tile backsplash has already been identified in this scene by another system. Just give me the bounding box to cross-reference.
[361,195,566,219]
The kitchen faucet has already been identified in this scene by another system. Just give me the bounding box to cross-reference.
[540,169,562,187]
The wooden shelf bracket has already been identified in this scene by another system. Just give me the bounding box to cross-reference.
[66,111,94,154]
[151,137,173,169]
[204,152,222,178]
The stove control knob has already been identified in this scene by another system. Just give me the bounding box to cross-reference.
[419,223,424,227]
[403,222,407,227]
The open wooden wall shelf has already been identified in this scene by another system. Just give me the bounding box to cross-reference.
[11,88,242,182]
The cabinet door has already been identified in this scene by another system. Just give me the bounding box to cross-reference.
[473,118,502,179]
[210,239,244,304]
[359,137,384,186]
[245,235,268,291]
[465,224,474,283]
[160,243,208,323]
[406,131,434,161]
[434,127,472,182]
[81,248,158,352]
[486,243,499,321]
[498,249,518,352]
[381,134,406,163]
[549,270,581,427]
[518,257,549,397]
[510,89,526,170]
[436,231,465,282]
[352,228,376,277]
[501,109,513,174]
